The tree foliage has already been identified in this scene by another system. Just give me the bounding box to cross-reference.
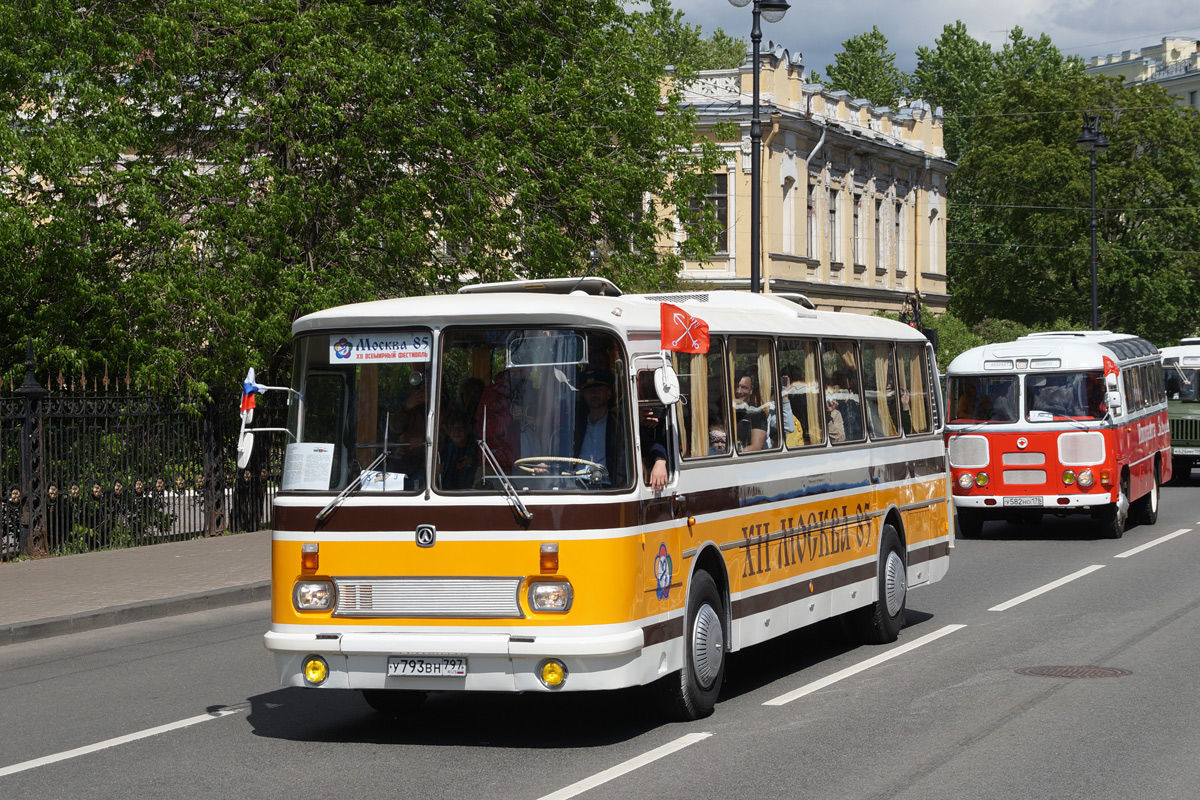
[819,26,908,107]
[944,28,1200,345]
[0,0,726,392]
[641,0,745,72]
[910,21,993,161]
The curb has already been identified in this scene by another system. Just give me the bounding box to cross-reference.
[0,580,272,648]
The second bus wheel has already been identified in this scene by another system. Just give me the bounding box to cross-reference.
[848,524,907,645]
[654,569,726,721]
[1095,476,1129,539]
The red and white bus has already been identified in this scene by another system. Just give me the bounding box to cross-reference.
[945,331,1169,539]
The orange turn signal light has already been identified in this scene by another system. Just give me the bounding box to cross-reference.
[540,543,559,573]
[301,542,319,572]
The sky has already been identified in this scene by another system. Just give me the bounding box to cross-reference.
[674,0,1200,78]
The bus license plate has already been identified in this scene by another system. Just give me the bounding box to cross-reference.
[387,656,468,677]
[1003,496,1042,507]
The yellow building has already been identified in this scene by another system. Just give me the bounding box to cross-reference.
[1086,38,1200,111]
[674,44,953,317]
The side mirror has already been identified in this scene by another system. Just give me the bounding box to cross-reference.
[654,365,681,405]
[237,431,255,469]
[1105,391,1122,415]
[1105,372,1119,391]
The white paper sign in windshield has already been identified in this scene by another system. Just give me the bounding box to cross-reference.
[329,332,431,364]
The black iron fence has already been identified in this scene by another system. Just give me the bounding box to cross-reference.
[1,348,286,561]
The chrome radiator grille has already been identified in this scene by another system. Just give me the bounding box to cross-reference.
[333,577,525,618]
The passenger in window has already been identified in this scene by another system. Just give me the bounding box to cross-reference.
[638,405,669,492]
[438,410,481,490]
[835,371,864,440]
[476,366,529,472]
[825,379,846,444]
[733,371,767,452]
[709,421,729,455]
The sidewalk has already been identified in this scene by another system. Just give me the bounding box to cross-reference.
[0,530,272,646]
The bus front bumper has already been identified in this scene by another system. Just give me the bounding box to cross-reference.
[263,627,660,693]
[952,492,1113,511]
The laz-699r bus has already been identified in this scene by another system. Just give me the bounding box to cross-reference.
[945,331,1169,539]
[246,278,952,720]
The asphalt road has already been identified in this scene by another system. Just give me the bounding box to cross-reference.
[4,484,1200,799]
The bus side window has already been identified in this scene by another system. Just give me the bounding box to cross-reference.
[822,340,866,444]
[675,342,730,459]
[896,343,933,434]
[862,341,902,439]
[730,337,779,453]
[778,338,824,446]
[636,370,674,487]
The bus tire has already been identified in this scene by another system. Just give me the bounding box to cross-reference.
[361,689,427,717]
[849,524,906,645]
[956,509,983,539]
[655,569,725,721]
[1134,467,1160,526]
[1097,478,1129,539]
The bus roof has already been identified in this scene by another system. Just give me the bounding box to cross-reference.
[1160,340,1200,365]
[946,330,1160,375]
[292,287,930,343]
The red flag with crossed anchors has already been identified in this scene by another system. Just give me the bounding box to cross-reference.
[1103,356,1120,377]
[660,303,710,354]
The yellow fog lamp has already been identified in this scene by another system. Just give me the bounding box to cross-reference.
[303,655,329,685]
[975,472,990,487]
[1062,470,1077,486]
[1077,469,1095,488]
[538,659,568,689]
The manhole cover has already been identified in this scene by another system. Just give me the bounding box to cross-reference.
[1015,666,1131,679]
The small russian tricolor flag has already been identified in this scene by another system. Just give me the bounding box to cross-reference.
[241,368,264,412]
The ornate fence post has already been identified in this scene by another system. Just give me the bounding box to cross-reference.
[201,398,226,536]
[15,338,48,557]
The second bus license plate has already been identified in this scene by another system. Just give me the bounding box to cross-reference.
[1003,496,1043,507]
[387,656,468,677]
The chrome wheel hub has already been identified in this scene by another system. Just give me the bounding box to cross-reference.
[691,603,724,689]
[884,550,907,617]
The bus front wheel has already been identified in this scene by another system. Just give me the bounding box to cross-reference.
[1096,479,1129,539]
[848,524,907,645]
[655,569,725,721]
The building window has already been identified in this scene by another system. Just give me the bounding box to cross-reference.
[853,194,863,266]
[782,177,796,255]
[828,188,841,265]
[895,200,904,276]
[807,182,819,259]
[928,208,940,274]
[689,173,729,253]
[1190,90,1198,108]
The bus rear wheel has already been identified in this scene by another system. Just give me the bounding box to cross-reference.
[1134,467,1160,526]
[655,569,725,721]
[848,524,906,645]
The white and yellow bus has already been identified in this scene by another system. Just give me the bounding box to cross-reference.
[254,278,952,720]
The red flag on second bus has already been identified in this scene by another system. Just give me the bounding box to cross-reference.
[1103,356,1120,377]
[660,303,710,354]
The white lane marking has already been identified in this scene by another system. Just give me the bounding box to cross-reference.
[1116,528,1192,559]
[0,708,243,778]
[988,565,1105,612]
[537,732,712,800]
[763,624,967,707]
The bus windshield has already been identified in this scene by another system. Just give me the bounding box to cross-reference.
[286,327,633,493]
[1025,372,1105,421]
[1164,366,1199,402]
[948,375,1019,423]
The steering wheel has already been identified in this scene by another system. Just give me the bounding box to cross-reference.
[513,456,604,475]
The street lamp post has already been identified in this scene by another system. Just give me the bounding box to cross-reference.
[728,0,790,293]
[1075,113,1109,331]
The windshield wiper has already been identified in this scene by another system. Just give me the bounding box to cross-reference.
[316,413,390,524]
[478,437,533,524]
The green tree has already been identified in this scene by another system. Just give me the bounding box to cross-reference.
[946,29,1200,344]
[638,0,745,72]
[910,21,994,160]
[0,0,726,392]
[820,26,908,107]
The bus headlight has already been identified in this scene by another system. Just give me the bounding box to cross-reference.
[1077,469,1094,488]
[294,581,335,611]
[1062,470,1077,486]
[529,581,573,612]
[957,473,975,491]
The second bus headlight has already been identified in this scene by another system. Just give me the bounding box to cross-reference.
[1077,469,1095,488]
[294,581,335,611]
[529,582,573,612]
